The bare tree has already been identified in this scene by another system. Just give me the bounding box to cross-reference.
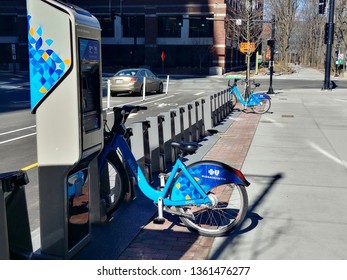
[293,0,325,68]
[227,0,264,96]
[333,0,347,75]
[293,0,346,74]
[266,0,299,71]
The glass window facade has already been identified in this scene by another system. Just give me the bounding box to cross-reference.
[189,15,213,38]
[122,15,145,37]
[98,17,114,37]
[0,15,17,36]
[158,16,182,38]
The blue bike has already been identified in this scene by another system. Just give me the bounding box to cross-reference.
[227,75,271,114]
[98,105,250,236]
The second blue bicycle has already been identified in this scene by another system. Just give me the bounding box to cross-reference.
[227,75,271,114]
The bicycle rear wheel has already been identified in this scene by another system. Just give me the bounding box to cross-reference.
[251,98,271,114]
[178,183,248,237]
[100,150,129,217]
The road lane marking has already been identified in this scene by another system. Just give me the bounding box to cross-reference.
[0,125,36,136]
[21,162,38,171]
[1,95,174,143]
[0,133,37,145]
[105,95,174,114]
[194,92,205,95]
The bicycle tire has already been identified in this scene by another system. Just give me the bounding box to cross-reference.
[100,150,129,216]
[171,161,248,237]
[229,92,237,110]
[178,183,248,237]
[251,98,271,114]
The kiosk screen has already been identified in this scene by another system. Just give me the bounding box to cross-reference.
[79,38,101,132]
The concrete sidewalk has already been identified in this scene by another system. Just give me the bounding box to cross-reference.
[209,87,347,260]
[75,67,347,260]
[115,86,347,260]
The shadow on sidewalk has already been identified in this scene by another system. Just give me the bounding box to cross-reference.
[209,172,283,260]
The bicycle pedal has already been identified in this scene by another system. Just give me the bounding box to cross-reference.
[107,215,114,223]
[153,217,166,224]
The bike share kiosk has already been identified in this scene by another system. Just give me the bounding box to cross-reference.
[27,0,103,258]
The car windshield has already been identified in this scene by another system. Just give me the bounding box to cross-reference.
[115,70,138,77]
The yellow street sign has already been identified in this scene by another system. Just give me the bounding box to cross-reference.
[240,42,256,53]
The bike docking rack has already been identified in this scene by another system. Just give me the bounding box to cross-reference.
[180,104,196,143]
[187,103,194,142]
[194,101,201,142]
[125,89,234,189]
[157,113,172,173]
[130,120,152,183]
[0,83,235,260]
[169,109,180,162]
[0,171,32,260]
[179,106,186,142]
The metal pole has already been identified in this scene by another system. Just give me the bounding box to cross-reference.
[246,13,251,98]
[323,0,335,90]
[267,15,275,95]
[142,77,146,101]
[107,79,111,109]
[165,75,169,95]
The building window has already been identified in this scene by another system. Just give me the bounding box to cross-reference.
[122,15,145,37]
[0,15,17,36]
[189,16,213,38]
[158,16,182,38]
[98,16,114,37]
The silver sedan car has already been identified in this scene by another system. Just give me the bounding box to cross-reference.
[109,68,164,97]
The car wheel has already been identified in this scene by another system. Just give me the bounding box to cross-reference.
[157,83,163,94]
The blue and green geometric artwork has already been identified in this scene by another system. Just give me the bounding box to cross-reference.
[27,14,71,111]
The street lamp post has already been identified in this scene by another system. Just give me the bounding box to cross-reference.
[323,0,335,90]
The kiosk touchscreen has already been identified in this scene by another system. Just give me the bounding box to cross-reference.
[27,0,103,259]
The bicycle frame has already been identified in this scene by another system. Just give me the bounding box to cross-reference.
[99,133,212,207]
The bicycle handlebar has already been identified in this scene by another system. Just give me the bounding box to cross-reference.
[111,105,147,133]
[226,76,260,88]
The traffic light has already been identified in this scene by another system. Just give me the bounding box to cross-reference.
[319,0,326,14]
[324,22,334,44]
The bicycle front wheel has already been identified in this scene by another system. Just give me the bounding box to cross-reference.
[178,183,248,237]
[229,92,237,110]
[251,98,271,114]
[100,150,129,216]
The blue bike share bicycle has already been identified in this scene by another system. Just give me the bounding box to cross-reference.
[98,105,250,237]
[227,75,271,114]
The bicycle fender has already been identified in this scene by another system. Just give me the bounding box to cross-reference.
[253,93,271,100]
[170,160,250,202]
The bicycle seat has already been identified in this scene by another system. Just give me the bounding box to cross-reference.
[225,74,241,81]
[171,141,199,155]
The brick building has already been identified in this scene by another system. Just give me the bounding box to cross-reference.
[0,0,263,74]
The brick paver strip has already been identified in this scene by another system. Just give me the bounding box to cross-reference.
[118,109,261,260]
